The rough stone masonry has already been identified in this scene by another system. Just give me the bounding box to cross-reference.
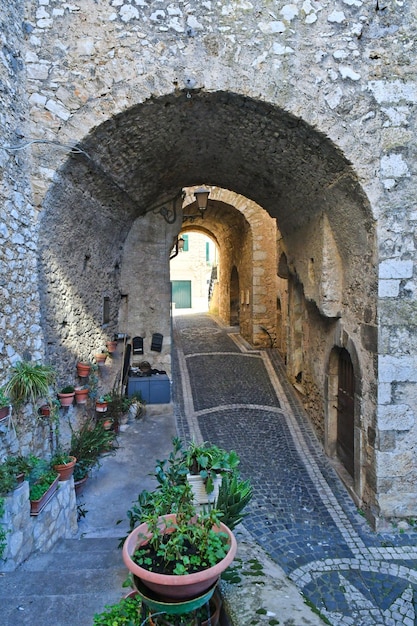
[0,0,416,528]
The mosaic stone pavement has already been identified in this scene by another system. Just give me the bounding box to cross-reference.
[172,313,417,626]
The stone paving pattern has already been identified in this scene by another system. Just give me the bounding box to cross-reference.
[173,313,417,626]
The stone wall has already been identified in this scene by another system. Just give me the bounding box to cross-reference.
[0,479,77,572]
[0,0,416,524]
[0,2,44,382]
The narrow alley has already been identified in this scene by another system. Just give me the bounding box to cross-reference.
[173,313,417,626]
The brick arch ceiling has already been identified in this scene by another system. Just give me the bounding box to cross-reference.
[51,89,373,255]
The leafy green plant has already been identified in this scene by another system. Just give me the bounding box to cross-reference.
[0,466,18,496]
[92,595,141,625]
[216,473,253,530]
[105,389,133,430]
[133,507,230,576]
[28,466,58,501]
[186,440,240,494]
[0,454,38,496]
[50,449,74,466]
[4,360,56,407]
[59,385,75,394]
[120,437,252,545]
[70,419,117,480]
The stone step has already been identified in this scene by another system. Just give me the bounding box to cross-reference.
[1,590,127,626]
[1,537,129,625]
[18,537,124,572]
[0,562,128,626]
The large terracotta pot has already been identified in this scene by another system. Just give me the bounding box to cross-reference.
[122,513,237,601]
[53,456,77,481]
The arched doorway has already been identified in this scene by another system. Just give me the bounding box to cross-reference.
[336,348,355,478]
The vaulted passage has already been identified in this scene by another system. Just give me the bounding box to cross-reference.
[38,89,377,511]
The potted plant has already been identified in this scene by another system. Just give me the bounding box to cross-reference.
[94,351,108,366]
[0,387,11,422]
[121,437,251,544]
[70,419,117,493]
[27,459,59,515]
[120,441,238,602]
[4,360,56,407]
[96,393,112,413]
[185,441,240,505]
[104,390,133,432]
[0,455,36,491]
[57,385,75,407]
[50,449,77,481]
[76,361,91,378]
[74,385,89,405]
[122,503,237,601]
[106,340,118,353]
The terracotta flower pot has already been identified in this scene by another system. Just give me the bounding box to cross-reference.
[74,473,88,496]
[0,405,10,421]
[58,391,75,407]
[39,404,51,417]
[74,387,89,404]
[96,400,108,413]
[106,341,117,353]
[122,513,237,601]
[76,362,91,378]
[95,353,107,366]
[53,455,77,481]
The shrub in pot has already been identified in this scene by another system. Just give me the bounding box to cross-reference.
[57,385,75,407]
[50,449,77,481]
[185,441,240,499]
[27,458,59,514]
[4,361,56,407]
[120,441,240,602]
[70,419,117,477]
[122,501,237,600]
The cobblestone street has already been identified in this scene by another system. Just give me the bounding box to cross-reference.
[173,313,417,626]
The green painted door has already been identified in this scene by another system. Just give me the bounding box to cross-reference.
[172,280,192,308]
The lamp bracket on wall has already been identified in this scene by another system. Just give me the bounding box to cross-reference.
[150,189,185,224]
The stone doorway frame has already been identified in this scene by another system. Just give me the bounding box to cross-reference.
[325,336,364,506]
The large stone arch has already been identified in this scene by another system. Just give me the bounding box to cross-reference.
[34,89,376,516]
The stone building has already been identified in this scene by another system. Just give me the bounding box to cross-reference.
[0,0,416,528]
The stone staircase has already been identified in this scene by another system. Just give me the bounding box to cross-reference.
[0,536,127,626]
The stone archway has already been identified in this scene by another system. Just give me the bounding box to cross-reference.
[37,89,377,513]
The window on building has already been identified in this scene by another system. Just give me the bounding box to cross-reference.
[182,234,189,252]
[103,296,110,325]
